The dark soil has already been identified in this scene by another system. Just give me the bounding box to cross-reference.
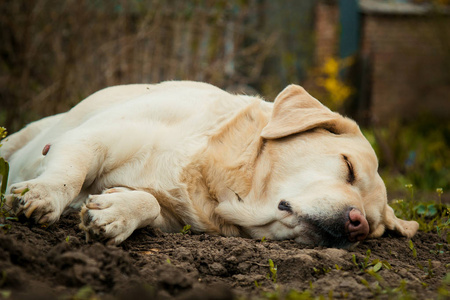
[0,212,448,300]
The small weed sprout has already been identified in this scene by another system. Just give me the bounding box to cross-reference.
[431,243,445,255]
[0,290,11,299]
[405,184,415,218]
[73,285,97,300]
[0,270,7,287]
[352,250,392,273]
[180,224,191,235]
[437,273,450,299]
[285,289,313,299]
[417,259,435,279]
[313,266,331,275]
[268,259,277,283]
[409,240,418,258]
[362,273,413,299]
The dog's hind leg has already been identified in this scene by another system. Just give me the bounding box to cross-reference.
[0,114,64,161]
[79,187,164,245]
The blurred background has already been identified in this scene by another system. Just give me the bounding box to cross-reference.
[0,0,449,199]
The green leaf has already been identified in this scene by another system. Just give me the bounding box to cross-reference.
[361,278,370,288]
[352,254,358,266]
[426,204,438,217]
[414,204,426,215]
[409,240,414,250]
[180,224,191,234]
[0,290,11,299]
[373,262,382,272]
[409,240,417,258]
[20,188,29,196]
[382,261,393,270]
[74,285,96,300]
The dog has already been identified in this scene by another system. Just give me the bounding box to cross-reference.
[1,81,418,248]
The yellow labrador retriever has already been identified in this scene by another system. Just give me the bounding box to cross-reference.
[1,81,418,248]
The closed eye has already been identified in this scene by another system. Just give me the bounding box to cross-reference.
[343,155,355,184]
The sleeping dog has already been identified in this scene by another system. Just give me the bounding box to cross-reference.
[1,81,418,248]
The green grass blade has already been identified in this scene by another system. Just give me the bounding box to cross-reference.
[0,158,9,195]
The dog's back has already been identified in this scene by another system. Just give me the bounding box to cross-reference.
[3,81,264,191]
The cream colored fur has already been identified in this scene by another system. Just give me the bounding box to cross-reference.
[1,81,418,246]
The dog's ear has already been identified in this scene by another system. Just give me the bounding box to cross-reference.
[261,84,354,139]
[382,205,419,238]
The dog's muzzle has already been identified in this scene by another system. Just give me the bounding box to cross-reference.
[300,207,369,248]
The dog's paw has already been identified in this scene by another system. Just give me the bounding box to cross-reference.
[79,193,138,246]
[7,180,65,224]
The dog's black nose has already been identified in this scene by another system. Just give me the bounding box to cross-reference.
[346,208,369,242]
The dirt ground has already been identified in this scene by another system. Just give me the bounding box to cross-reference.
[0,212,448,300]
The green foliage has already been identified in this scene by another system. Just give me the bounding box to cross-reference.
[362,276,414,300]
[0,127,8,196]
[180,224,191,235]
[0,290,11,299]
[390,185,450,234]
[0,158,8,200]
[437,273,450,299]
[268,259,277,283]
[312,266,331,275]
[0,128,16,233]
[417,259,435,279]
[409,240,418,259]
[362,119,450,191]
[0,270,11,299]
[352,250,392,273]
[430,243,445,255]
[71,285,98,300]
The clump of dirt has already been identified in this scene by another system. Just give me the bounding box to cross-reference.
[0,212,448,299]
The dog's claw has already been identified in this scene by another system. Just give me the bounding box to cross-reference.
[39,215,49,224]
[24,204,39,218]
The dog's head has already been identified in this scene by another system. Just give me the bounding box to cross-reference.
[216,85,418,248]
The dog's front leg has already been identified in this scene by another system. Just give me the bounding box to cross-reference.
[79,187,164,245]
[6,134,105,224]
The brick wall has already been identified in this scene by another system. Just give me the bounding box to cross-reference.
[315,1,339,66]
[314,0,450,124]
[361,14,450,124]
